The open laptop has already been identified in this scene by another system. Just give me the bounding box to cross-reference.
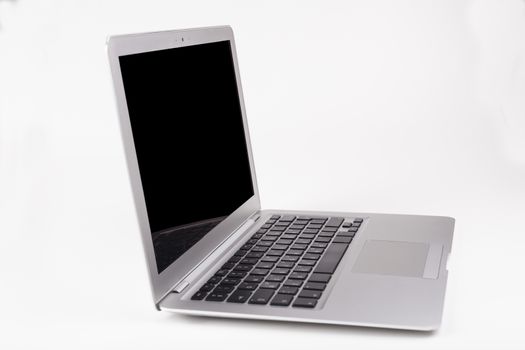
[107,26,454,331]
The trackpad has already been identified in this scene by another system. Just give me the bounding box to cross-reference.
[352,240,443,279]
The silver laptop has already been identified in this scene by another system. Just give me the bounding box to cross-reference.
[107,26,454,331]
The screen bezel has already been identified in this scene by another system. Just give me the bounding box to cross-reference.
[107,26,261,305]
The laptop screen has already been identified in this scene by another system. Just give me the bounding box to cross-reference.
[119,40,254,273]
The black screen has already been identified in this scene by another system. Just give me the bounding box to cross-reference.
[119,41,254,273]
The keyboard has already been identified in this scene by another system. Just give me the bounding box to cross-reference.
[190,215,363,308]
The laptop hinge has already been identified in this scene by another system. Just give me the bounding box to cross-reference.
[172,280,190,293]
[167,211,261,297]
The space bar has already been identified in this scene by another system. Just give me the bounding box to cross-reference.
[314,243,349,274]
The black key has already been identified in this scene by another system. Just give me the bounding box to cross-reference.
[246,252,263,259]
[314,243,348,274]
[280,215,296,222]
[277,261,295,269]
[286,229,301,234]
[307,224,323,229]
[221,278,241,285]
[233,264,252,272]
[294,220,309,226]
[284,279,303,287]
[266,249,284,257]
[270,294,294,306]
[249,289,275,305]
[270,215,281,220]
[261,235,278,241]
[191,290,207,300]
[272,244,288,250]
[289,225,305,230]
[294,265,312,273]
[247,239,259,245]
[251,233,263,239]
[245,275,264,283]
[293,298,317,308]
[289,272,308,280]
[300,233,316,239]
[333,236,352,244]
[240,258,258,265]
[310,218,328,224]
[207,276,222,284]
[271,223,286,229]
[287,249,303,256]
[342,222,352,228]
[272,268,290,275]
[295,238,311,245]
[298,259,316,266]
[256,229,268,234]
[291,243,308,250]
[261,224,272,229]
[304,282,326,291]
[261,281,280,289]
[251,246,268,253]
[276,239,293,245]
[303,230,318,235]
[298,290,322,299]
[354,218,364,223]
[325,217,344,227]
[318,231,335,237]
[303,253,321,260]
[284,227,302,237]
[227,290,252,303]
[241,244,253,251]
[281,255,299,262]
[256,262,274,269]
[316,237,331,247]
[261,255,280,263]
[309,273,331,283]
[278,286,299,295]
[348,227,359,232]
[199,283,215,292]
[251,268,270,276]
[292,217,310,226]
[321,227,337,232]
[206,292,228,301]
[270,227,285,232]
[238,282,258,291]
[257,241,273,247]
[214,284,234,293]
[227,271,246,279]
[266,231,282,236]
[307,247,324,254]
[336,231,355,237]
[266,274,285,282]
[311,242,328,248]
[297,216,312,221]
[216,269,230,277]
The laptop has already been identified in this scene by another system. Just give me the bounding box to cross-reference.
[107,26,454,331]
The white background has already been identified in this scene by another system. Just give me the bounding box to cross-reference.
[1,0,525,349]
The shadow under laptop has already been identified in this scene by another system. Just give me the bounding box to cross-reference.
[169,313,436,337]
